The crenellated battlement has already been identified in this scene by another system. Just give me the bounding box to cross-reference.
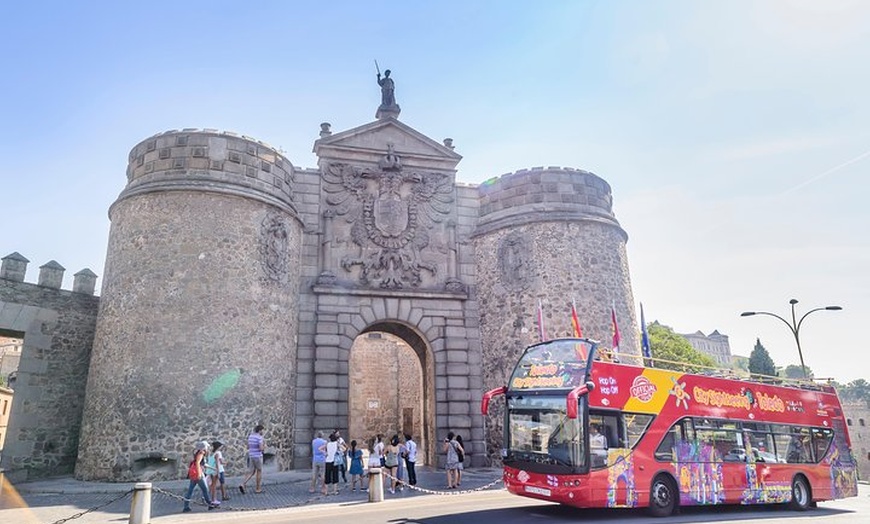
[473,166,622,238]
[119,129,298,219]
[0,252,98,295]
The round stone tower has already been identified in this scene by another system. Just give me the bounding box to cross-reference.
[473,167,638,458]
[76,130,302,481]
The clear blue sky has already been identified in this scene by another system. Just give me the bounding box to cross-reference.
[2,1,868,382]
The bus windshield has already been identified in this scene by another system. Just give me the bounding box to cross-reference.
[506,394,586,470]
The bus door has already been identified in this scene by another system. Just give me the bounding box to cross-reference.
[694,418,747,502]
[742,423,777,496]
[588,410,654,507]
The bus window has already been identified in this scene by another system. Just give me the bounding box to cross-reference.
[775,427,813,463]
[624,414,654,449]
[655,423,680,461]
[695,419,742,462]
[746,430,777,462]
[812,428,833,462]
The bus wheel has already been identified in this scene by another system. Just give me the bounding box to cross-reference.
[648,475,677,518]
[789,476,811,511]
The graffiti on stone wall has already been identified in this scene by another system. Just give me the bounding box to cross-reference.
[322,145,454,289]
[497,232,532,289]
[259,212,291,284]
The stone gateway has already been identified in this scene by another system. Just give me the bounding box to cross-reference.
[1,94,638,482]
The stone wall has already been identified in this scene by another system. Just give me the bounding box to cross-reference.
[473,167,638,461]
[75,130,302,481]
[348,333,424,460]
[843,401,870,481]
[0,273,99,481]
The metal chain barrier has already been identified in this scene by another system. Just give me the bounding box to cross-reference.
[49,489,134,524]
[381,470,503,496]
[152,485,329,512]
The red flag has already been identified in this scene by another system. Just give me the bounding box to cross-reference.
[611,306,621,355]
[537,299,547,341]
[570,299,583,338]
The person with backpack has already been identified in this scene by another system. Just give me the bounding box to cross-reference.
[183,441,218,512]
[443,431,464,489]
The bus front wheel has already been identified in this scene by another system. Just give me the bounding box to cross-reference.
[648,475,677,518]
[789,475,811,511]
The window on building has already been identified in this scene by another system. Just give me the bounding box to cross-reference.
[861,419,866,427]
[848,419,853,426]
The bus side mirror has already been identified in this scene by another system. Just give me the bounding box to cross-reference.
[566,382,595,419]
[481,386,507,415]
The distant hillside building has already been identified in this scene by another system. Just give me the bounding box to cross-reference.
[680,329,732,366]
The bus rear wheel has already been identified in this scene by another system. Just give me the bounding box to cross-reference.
[789,475,811,511]
[648,475,677,518]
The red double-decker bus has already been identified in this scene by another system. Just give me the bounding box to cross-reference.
[481,338,858,517]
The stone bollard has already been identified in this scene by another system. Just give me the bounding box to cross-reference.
[368,468,384,502]
[129,482,152,524]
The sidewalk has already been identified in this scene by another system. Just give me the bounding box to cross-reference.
[1,466,505,523]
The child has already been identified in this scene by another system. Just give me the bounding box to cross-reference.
[202,442,219,504]
[211,441,229,502]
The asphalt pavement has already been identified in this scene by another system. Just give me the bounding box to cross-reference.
[1,465,506,523]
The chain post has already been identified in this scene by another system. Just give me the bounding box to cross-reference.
[129,482,152,524]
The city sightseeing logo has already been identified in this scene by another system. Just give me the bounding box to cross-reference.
[630,376,657,402]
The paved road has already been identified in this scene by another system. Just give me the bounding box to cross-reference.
[2,470,867,524]
[0,466,504,523]
[158,484,869,524]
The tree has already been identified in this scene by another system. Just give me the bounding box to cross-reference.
[836,379,870,406]
[647,323,718,373]
[782,364,814,380]
[748,338,777,377]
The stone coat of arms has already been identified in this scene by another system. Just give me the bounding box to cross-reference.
[322,145,454,289]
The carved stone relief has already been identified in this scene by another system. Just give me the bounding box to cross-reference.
[497,232,532,289]
[322,146,454,289]
[259,212,291,285]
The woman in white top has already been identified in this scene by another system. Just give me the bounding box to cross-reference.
[322,433,340,495]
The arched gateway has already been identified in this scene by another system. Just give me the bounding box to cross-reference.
[67,91,637,481]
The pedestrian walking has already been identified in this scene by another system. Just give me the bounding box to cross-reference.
[211,441,229,502]
[384,434,401,494]
[239,424,265,494]
[183,441,218,512]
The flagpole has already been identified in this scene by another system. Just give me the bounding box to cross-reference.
[640,302,652,367]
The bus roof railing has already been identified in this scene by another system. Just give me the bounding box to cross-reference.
[593,349,833,393]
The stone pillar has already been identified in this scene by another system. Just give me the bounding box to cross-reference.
[73,269,98,295]
[76,130,302,481]
[38,260,65,289]
[1,252,29,282]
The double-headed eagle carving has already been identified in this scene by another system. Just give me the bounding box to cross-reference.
[323,145,454,289]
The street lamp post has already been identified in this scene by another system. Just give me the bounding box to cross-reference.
[740,299,842,380]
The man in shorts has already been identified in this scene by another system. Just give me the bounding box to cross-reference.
[239,424,265,494]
